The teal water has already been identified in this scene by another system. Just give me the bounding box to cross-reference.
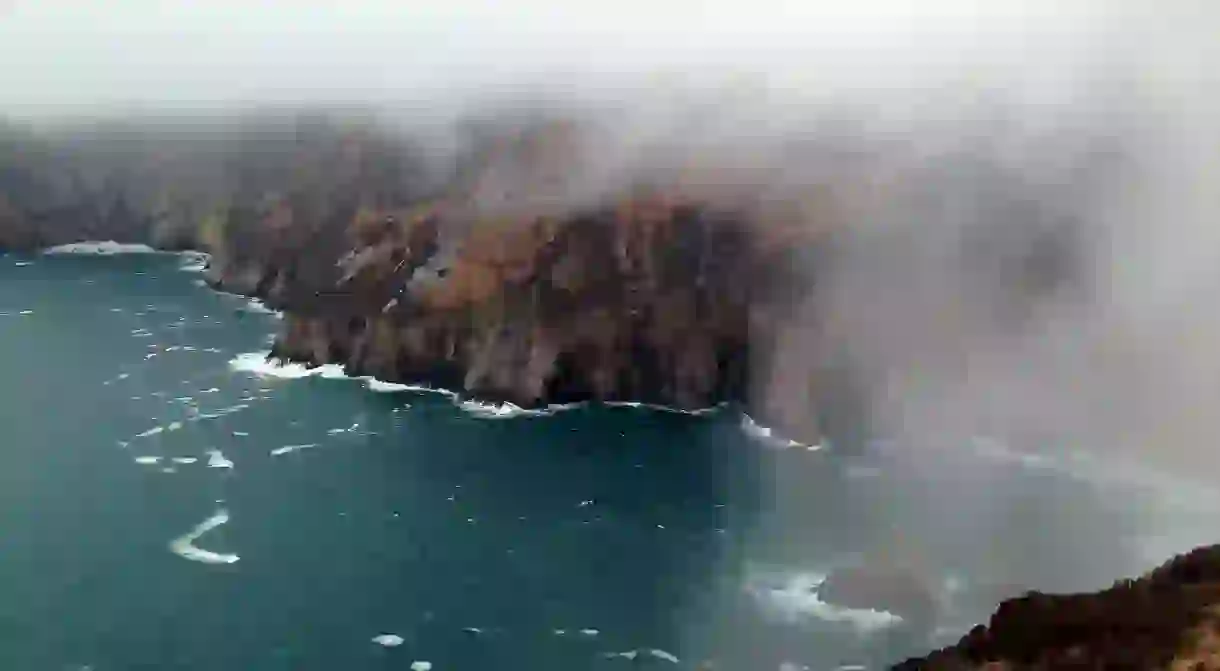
[2,253,1218,671]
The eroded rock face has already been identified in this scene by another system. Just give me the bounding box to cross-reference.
[0,113,831,441]
[894,544,1220,670]
[263,193,816,428]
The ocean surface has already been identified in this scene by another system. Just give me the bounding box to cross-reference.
[2,250,1219,671]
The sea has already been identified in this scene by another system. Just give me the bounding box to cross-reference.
[2,247,1218,671]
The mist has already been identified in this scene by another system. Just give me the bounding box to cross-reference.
[4,0,1220,480]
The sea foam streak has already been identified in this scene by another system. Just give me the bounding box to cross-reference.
[270,443,320,456]
[606,650,680,664]
[230,352,726,419]
[169,509,239,564]
[606,400,723,416]
[745,568,904,634]
[741,415,823,451]
[134,425,164,438]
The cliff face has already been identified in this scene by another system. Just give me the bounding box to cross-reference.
[266,194,794,412]
[0,112,830,439]
[894,544,1220,670]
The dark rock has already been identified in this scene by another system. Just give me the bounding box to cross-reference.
[893,543,1220,670]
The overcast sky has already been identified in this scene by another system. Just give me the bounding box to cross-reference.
[0,0,1196,117]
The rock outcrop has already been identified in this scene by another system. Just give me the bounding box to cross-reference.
[894,544,1220,670]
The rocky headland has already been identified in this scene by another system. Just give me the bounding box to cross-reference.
[5,109,1218,669]
[0,111,837,441]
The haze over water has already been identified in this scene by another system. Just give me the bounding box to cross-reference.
[0,250,1216,670]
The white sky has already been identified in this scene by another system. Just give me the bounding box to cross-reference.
[0,0,1185,116]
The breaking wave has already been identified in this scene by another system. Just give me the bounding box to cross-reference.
[178,251,210,272]
[228,350,460,397]
[366,379,417,393]
[455,399,556,419]
[229,351,347,380]
[43,241,159,255]
[242,298,281,317]
[740,415,823,451]
[744,568,904,634]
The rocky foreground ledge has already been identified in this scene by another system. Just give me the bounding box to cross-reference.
[893,544,1220,670]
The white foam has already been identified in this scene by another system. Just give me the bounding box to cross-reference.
[134,456,161,465]
[206,449,234,469]
[367,379,416,393]
[741,415,824,451]
[166,421,183,432]
[372,634,403,647]
[456,399,552,419]
[244,298,280,316]
[579,628,600,637]
[168,509,240,564]
[745,568,904,634]
[229,351,345,380]
[178,252,210,273]
[193,403,250,421]
[270,444,320,456]
[232,431,249,437]
[228,351,476,405]
[410,662,431,671]
[18,309,32,315]
[605,400,723,416]
[646,650,680,663]
[14,260,32,267]
[172,457,199,465]
[42,241,158,255]
[135,426,164,438]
